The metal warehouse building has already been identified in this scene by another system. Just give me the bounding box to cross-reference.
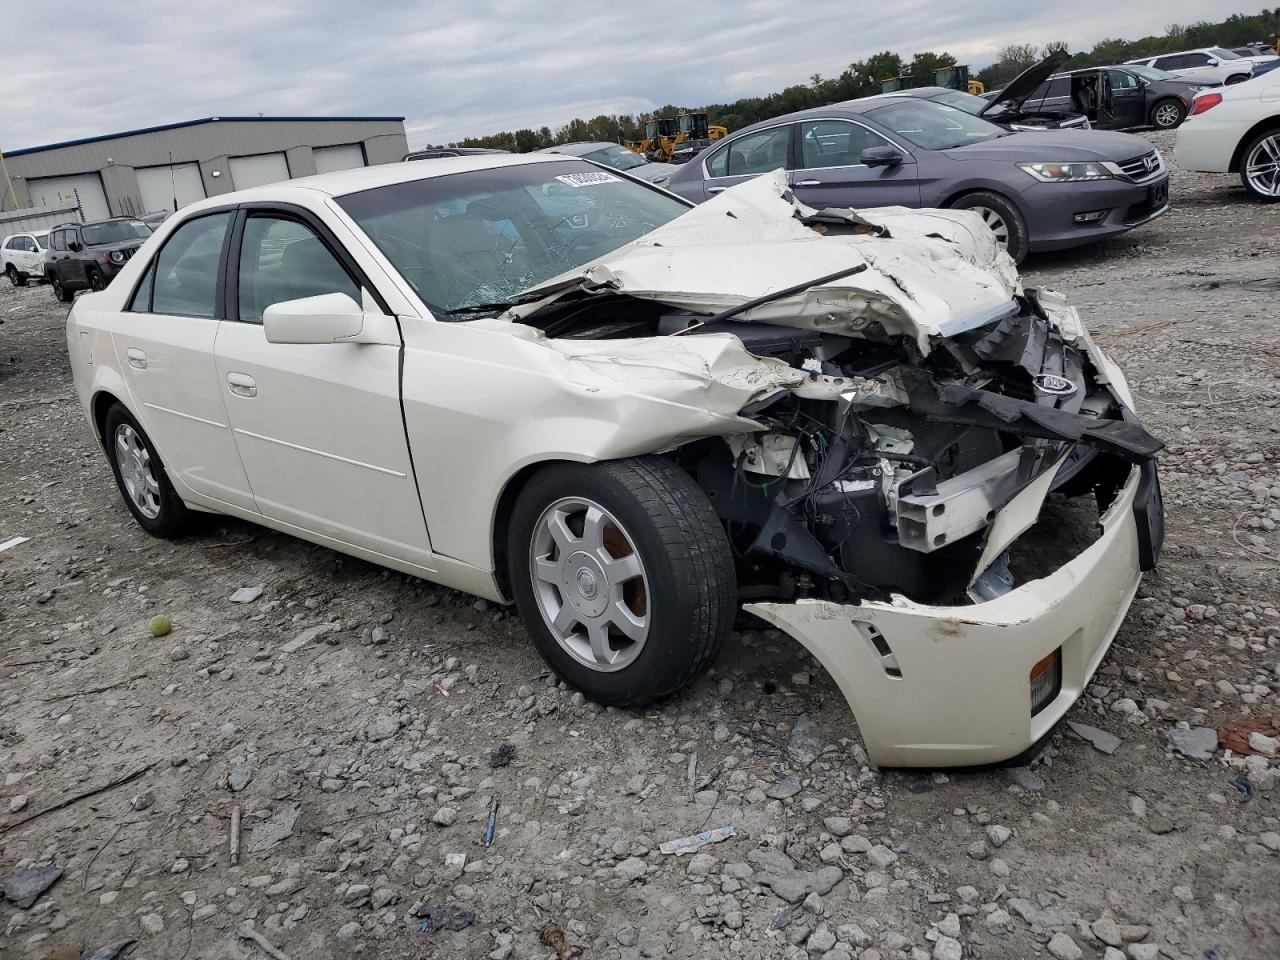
[0,116,409,223]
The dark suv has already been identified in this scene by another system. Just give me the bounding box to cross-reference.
[1008,65,1202,131]
[45,218,152,302]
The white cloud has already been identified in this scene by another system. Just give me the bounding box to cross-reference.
[1,0,1262,151]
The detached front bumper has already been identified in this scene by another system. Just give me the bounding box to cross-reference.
[747,462,1153,768]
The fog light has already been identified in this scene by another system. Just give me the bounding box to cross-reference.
[1029,649,1062,717]
[1073,210,1108,223]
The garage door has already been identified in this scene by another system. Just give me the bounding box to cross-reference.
[27,173,110,222]
[313,143,366,175]
[229,152,291,190]
[136,163,207,213]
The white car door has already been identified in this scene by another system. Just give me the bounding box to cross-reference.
[18,235,46,274]
[110,211,257,512]
[213,210,431,565]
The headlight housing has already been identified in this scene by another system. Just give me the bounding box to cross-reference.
[109,250,126,264]
[1018,161,1114,182]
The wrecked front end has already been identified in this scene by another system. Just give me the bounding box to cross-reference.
[512,173,1165,767]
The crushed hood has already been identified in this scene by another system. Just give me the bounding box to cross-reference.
[508,170,1021,354]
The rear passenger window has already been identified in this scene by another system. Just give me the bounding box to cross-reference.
[128,260,157,313]
[151,213,231,318]
[52,231,67,252]
[237,216,359,324]
[722,126,793,177]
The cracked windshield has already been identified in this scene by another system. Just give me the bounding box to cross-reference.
[337,160,689,316]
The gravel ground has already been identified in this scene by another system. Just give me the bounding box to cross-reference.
[2,129,1278,960]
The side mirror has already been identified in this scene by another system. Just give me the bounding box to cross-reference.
[68,240,82,252]
[1205,58,1219,66]
[862,145,905,168]
[263,292,397,345]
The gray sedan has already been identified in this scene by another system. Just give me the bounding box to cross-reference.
[536,142,673,184]
[663,97,1169,261]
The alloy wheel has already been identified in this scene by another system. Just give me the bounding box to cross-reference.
[115,423,162,519]
[1154,103,1181,128]
[1244,135,1280,198]
[529,496,650,672]
[970,205,1010,247]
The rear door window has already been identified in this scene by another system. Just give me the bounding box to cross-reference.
[709,125,793,177]
[150,213,232,318]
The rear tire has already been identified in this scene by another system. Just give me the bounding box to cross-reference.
[1150,98,1185,130]
[88,268,105,291]
[103,404,193,538]
[50,274,74,303]
[1239,128,1280,202]
[1225,74,1249,85]
[6,264,25,287]
[507,457,735,707]
[948,191,1029,263]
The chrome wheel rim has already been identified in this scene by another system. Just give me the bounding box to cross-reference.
[115,424,161,519]
[1154,103,1180,127]
[1245,135,1280,198]
[529,496,650,672]
[971,205,1010,246]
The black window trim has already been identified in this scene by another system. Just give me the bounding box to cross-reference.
[125,208,235,318]
[224,201,391,325]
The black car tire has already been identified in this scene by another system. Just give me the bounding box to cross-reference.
[6,264,25,287]
[1150,98,1186,130]
[103,403,193,538]
[1225,74,1249,85]
[948,191,1030,263]
[1239,127,1280,202]
[88,268,106,291]
[507,456,735,707]
[50,274,74,303]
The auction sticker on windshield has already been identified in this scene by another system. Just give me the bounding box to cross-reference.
[555,172,623,187]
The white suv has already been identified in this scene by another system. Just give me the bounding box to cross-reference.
[2,230,49,286]
[1127,47,1256,86]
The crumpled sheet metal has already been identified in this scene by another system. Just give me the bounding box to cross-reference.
[511,170,1022,355]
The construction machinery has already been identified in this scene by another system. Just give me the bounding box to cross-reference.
[624,117,678,162]
[625,112,730,163]
[882,65,984,95]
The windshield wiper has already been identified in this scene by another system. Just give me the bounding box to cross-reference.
[669,263,869,336]
[444,290,551,316]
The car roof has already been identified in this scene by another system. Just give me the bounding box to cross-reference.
[881,86,957,98]
[536,142,618,155]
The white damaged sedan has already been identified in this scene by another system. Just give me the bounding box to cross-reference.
[67,155,1165,767]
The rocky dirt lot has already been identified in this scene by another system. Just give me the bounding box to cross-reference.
[2,129,1278,960]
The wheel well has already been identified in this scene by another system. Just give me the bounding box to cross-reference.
[1229,117,1280,173]
[490,460,569,602]
[940,187,1021,215]
[91,391,121,448]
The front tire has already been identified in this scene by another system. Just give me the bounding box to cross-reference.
[88,268,106,291]
[6,264,25,287]
[948,191,1029,263]
[1150,98,1185,130]
[508,457,735,707]
[103,404,192,538]
[1240,128,1280,202]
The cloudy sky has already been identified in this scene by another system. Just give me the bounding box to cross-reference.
[4,1,1262,151]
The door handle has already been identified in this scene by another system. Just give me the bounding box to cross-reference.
[794,179,822,187]
[126,348,147,369]
[226,372,257,398]
[706,186,727,195]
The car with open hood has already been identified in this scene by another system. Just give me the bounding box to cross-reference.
[661,95,1169,262]
[935,51,1089,131]
[997,64,1205,131]
[66,154,1165,767]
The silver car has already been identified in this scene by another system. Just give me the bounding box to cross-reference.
[536,142,673,184]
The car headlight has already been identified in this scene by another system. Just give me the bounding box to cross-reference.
[1018,161,1114,182]
[109,250,126,264]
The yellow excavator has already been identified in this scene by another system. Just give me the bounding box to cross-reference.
[625,112,729,163]
[882,65,984,95]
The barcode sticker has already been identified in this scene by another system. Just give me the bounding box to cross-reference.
[555,172,622,188]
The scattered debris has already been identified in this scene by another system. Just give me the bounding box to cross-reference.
[228,765,253,792]
[1217,719,1280,756]
[770,903,805,930]
[659,825,737,856]
[147,614,172,637]
[420,904,476,932]
[1230,771,1254,803]
[2,762,155,834]
[230,586,264,603]
[1007,766,1044,792]
[489,743,515,768]
[1067,721,1122,755]
[785,713,823,766]
[539,921,582,959]
[237,920,291,960]
[230,804,242,864]
[0,863,61,908]
[0,535,30,553]
[279,624,334,655]
[42,672,147,703]
[484,797,498,847]
[247,802,300,853]
[765,772,801,799]
[1165,726,1218,761]
[747,847,843,903]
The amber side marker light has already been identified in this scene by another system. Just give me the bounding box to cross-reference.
[1030,649,1062,717]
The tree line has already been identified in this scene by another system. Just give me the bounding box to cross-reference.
[437,8,1280,152]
